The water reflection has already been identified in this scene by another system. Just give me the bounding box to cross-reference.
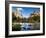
[21,23,32,31]
[12,23,40,31]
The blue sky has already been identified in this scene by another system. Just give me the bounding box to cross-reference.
[12,7,40,18]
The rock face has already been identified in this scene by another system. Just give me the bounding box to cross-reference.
[14,8,23,18]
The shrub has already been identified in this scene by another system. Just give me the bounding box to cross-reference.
[12,24,21,31]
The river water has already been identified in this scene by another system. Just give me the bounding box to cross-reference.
[13,23,40,31]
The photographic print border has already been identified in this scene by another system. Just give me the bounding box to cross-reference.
[5,1,45,37]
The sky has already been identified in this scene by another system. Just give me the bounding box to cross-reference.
[12,7,40,18]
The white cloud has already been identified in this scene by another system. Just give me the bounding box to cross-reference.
[17,8,23,11]
[23,15,29,18]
